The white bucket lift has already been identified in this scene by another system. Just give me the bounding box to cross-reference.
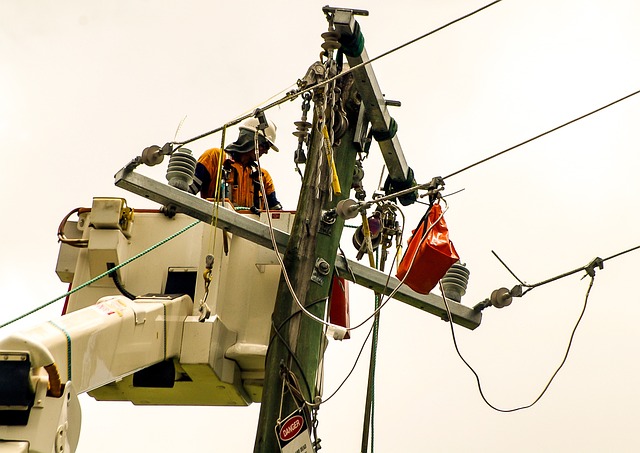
[56,197,295,406]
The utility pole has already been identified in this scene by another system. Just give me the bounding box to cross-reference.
[253,57,359,450]
[254,7,417,451]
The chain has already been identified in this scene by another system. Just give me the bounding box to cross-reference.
[377,203,402,273]
[293,92,312,177]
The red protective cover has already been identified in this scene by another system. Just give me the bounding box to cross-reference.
[329,276,350,339]
[396,203,459,294]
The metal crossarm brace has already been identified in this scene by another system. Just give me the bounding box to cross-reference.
[332,9,409,180]
[114,169,481,330]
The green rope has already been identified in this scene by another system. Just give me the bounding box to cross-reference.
[162,302,167,361]
[369,293,381,453]
[371,117,398,142]
[0,220,201,329]
[48,320,72,380]
[362,251,381,453]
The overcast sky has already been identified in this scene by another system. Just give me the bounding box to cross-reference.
[2,0,640,452]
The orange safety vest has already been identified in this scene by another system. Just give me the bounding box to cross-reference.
[197,148,276,209]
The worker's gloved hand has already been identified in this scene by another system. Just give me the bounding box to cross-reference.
[266,192,282,211]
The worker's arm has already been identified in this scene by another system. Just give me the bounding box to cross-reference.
[190,161,210,196]
[260,169,282,210]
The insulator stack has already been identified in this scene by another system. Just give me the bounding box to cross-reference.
[293,121,312,140]
[321,31,341,51]
[166,148,196,191]
[293,93,312,165]
[441,261,470,303]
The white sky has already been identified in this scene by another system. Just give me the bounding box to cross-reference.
[2,0,640,452]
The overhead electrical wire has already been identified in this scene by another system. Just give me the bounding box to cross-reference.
[438,276,595,413]
[151,0,640,416]
[492,244,640,297]
[345,86,640,209]
[439,239,640,412]
[312,321,376,408]
[265,268,384,411]
[4,1,637,431]
[266,291,378,410]
[171,0,503,148]
[443,88,640,181]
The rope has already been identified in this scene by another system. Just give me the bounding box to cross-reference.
[361,291,381,453]
[162,302,167,361]
[0,220,201,329]
[47,320,72,381]
[200,125,228,314]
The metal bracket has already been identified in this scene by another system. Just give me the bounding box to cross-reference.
[353,102,370,154]
[318,210,337,236]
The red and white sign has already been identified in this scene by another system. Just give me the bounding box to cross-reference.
[275,411,313,453]
[279,415,304,442]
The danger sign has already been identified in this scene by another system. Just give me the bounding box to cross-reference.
[275,410,313,453]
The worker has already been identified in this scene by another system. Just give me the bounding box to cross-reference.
[190,118,283,211]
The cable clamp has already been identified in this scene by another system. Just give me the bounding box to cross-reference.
[420,176,445,202]
[583,257,604,278]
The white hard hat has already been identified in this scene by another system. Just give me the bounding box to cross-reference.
[239,118,279,152]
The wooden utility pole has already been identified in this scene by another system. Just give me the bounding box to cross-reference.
[253,71,359,452]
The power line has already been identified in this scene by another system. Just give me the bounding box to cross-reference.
[490,243,640,297]
[447,240,640,410]
[440,277,595,413]
[337,0,503,84]
[364,87,640,205]
[172,0,503,147]
[444,88,640,180]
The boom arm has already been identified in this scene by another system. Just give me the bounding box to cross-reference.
[0,294,192,453]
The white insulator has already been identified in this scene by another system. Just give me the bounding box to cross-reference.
[490,287,512,309]
[166,148,196,191]
[321,31,341,51]
[441,261,470,302]
[336,199,361,220]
